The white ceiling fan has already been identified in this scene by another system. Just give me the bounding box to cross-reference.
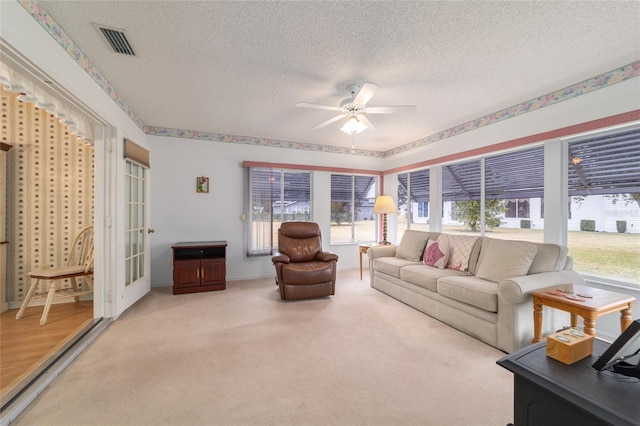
[296,83,417,134]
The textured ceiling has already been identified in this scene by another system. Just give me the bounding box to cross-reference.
[36,1,640,152]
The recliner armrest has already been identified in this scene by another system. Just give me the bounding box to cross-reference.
[317,251,338,262]
[272,252,290,264]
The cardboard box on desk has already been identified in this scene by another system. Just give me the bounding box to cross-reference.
[546,330,594,365]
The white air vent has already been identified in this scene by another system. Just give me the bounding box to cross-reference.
[93,23,136,56]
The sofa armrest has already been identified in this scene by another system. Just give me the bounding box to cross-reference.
[367,245,399,285]
[317,251,339,262]
[498,270,585,304]
[367,245,398,261]
[271,252,290,264]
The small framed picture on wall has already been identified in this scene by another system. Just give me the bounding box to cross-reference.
[197,176,209,193]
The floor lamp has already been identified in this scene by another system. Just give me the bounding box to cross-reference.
[373,195,397,245]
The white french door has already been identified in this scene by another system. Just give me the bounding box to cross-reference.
[125,161,147,287]
[115,158,151,316]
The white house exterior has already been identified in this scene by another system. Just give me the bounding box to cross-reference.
[405,194,640,234]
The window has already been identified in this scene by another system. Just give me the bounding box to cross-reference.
[442,160,481,236]
[397,168,430,238]
[567,127,640,283]
[505,199,530,218]
[424,146,544,240]
[484,146,542,241]
[417,201,429,218]
[330,174,377,244]
[247,167,312,256]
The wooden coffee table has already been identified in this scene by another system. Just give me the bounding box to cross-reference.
[531,283,635,343]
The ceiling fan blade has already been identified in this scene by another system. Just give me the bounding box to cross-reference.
[296,102,342,112]
[353,83,379,105]
[357,114,375,131]
[312,113,347,130]
[364,105,417,114]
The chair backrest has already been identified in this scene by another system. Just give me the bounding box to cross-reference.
[278,222,322,262]
[65,226,94,273]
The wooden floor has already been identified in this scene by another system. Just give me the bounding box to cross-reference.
[0,301,93,403]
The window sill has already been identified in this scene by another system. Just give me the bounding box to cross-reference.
[580,273,640,292]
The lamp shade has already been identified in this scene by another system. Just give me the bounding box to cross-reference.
[372,195,397,214]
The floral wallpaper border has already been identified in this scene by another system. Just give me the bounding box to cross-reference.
[21,0,640,159]
[21,0,145,130]
[143,126,384,157]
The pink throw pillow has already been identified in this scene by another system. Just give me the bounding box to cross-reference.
[423,240,450,269]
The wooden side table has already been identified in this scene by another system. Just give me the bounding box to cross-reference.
[359,243,395,280]
[531,283,635,343]
[359,244,373,280]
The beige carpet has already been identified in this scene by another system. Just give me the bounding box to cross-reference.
[14,269,514,426]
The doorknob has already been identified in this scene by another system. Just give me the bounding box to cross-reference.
[147,228,155,234]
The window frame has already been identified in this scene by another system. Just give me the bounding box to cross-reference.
[330,173,378,244]
[245,167,313,256]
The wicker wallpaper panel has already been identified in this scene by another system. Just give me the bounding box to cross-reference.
[1,86,94,303]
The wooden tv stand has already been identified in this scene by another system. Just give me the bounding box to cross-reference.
[497,340,640,426]
[171,241,227,295]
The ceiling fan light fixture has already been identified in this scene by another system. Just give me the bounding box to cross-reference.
[340,115,367,134]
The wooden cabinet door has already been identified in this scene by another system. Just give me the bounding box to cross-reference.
[173,260,200,288]
[201,259,225,286]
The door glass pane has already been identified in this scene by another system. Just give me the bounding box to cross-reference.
[125,258,131,284]
[125,230,131,257]
[139,252,145,277]
[132,256,139,282]
[139,230,144,256]
[131,173,138,202]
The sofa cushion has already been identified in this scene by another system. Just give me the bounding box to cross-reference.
[475,238,538,283]
[528,243,568,274]
[401,265,468,292]
[440,234,479,272]
[423,239,450,269]
[466,237,485,275]
[437,276,499,312]
[395,230,430,262]
[374,257,421,279]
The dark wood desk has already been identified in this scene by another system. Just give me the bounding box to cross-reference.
[498,340,640,426]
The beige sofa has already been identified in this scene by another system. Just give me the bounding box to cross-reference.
[368,230,583,353]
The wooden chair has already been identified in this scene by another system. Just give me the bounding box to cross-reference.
[16,226,94,326]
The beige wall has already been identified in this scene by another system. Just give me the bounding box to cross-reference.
[0,86,94,304]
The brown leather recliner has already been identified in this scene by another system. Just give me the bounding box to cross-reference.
[272,222,338,300]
